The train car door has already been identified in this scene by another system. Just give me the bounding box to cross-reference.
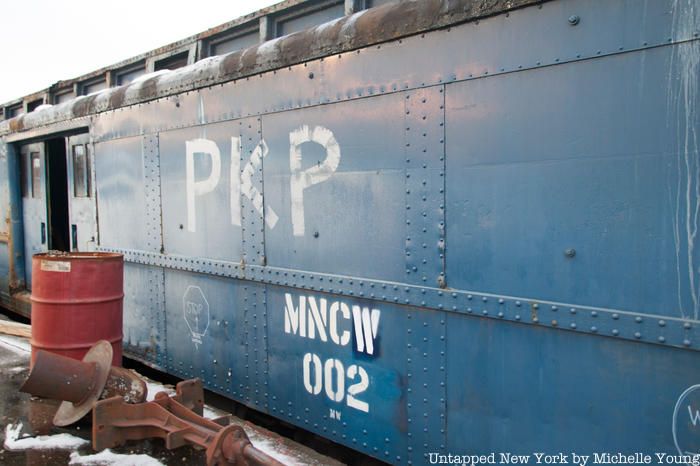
[20,143,48,287]
[66,134,97,251]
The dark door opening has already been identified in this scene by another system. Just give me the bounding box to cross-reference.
[46,138,69,252]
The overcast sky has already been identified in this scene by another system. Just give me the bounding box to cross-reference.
[0,0,279,104]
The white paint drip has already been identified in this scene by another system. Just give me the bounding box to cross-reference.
[669,0,700,320]
[69,449,164,466]
[4,422,89,450]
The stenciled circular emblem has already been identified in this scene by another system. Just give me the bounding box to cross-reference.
[673,384,700,460]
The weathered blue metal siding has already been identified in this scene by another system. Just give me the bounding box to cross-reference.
[0,0,698,463]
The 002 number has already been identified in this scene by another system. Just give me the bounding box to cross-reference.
[302,353,370,413]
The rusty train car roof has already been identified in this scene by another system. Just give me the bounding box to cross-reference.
[0,0,545,137]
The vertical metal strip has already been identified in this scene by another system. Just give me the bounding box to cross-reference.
[404,86,447,287]
[4,141,25,291]
[404,86,447,464]
[240,118,266,268]
[142,134,167,366]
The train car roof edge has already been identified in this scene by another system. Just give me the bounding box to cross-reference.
[0,0,547,137]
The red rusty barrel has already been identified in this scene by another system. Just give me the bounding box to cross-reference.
[30,252,123,367]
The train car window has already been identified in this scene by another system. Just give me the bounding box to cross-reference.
[30,152,42,198]
[72,144,90,197]
[20,152,31,198]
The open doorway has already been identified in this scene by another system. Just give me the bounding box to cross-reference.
[45,138,69,252]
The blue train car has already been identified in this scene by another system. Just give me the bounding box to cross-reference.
[1,0,699,463]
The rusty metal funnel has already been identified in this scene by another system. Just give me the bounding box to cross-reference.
[21,340,113,426]
[21,348,102,403]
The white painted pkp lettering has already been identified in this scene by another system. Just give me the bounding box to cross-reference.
[289,125,341,236]
[186,139,221,232]
[230,137,241,227]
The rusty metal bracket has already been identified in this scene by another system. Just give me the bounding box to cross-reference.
[93,379,284,466]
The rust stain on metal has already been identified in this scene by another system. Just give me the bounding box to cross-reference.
[1,0,546,137]
[93,379,285,466]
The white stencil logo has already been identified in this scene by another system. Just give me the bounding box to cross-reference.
[673,384,700,458]
[183,285,210,348]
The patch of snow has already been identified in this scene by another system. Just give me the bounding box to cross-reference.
[315,16,344,35]
[340,9,368,37]
[144,381,174,401]
[69,449,164,466]
[5,366,26,374]
[248,434,303,466]
[203,405,227,419]
[4,422,88,450]
[32,104,54,112]
[256,36,283,58]
[0,334,31,354]
[130,70,171,85]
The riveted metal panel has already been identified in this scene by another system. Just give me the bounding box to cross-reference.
[239,117,266,266]
[238,283,269,409]
[445,44,700,321]
[123,263,165,365]
[262,92,407,282]
[266,287,408,462]
[142,134,163,253]
[444,314,700,454]
[163,269,269,408]
[405,306,446,465]
[94,136,149,250]
[159,120,245,261]
[404,86,445,288]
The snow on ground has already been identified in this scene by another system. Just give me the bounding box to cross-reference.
[247,432,304,466]
[69,449,165,466]
[144,380,175,401]
[0,334,31,354]
[4,421,88,450]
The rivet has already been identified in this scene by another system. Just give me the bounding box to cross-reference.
[612,313,619,320]
[570,323,577,329]
[591,311,597,317]
[612,329,619,336]
[568,15,580,25]
[634,332,641,339]
[515,315,521,320]
[658,320,666,327]
[635,316,642,323]
[591,326,598,332]
[684,322,692,329]
[683,339,691,346]
[658,336,666,343]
